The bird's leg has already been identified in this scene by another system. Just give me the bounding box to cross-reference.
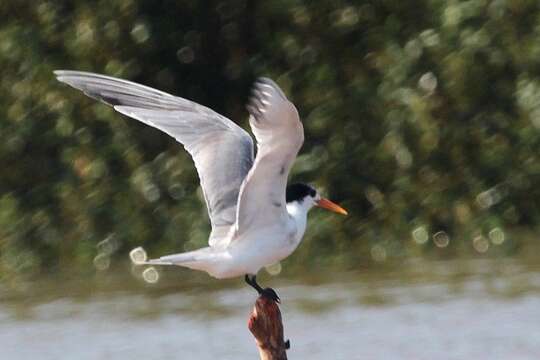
[245,274,263,293]
[244,274,280,303]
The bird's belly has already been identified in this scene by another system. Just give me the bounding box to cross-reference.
[227,225,299,275]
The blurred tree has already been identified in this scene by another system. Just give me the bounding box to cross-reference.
[1,0,540,278]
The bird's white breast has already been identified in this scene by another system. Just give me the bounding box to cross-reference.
[207,213,302,278]
[286,201,308,245]
[202,201,310,279]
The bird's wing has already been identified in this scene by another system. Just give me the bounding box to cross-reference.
[54,70,254,247]
[234,78,304,235]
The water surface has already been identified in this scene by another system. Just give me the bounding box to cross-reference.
[2,258,540,359]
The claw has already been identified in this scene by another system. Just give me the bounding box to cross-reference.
[245,275,281,303]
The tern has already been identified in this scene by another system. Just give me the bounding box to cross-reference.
[55,70,347,302]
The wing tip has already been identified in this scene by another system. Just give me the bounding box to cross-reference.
[255,77,274,85]
[53,69,81,80]
[252,77,288,101]
[53,70,71,84]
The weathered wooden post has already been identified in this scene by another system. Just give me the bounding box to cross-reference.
[248,296,290,360]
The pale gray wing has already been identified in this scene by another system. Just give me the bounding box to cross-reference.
[234,78,304,235]
[54,70,254,247]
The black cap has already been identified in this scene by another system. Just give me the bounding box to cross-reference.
[286,183,316,203]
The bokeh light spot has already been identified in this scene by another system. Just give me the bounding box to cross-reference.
[265,262,282,276]
[177,46,195,64]
[473,236,489,253]
[412,226,429,244]
[142,183,160,202]
[130,247,148,264]
[476,188,502,209]
[131,22,150,44]
[93,253,110,271]
[433,231,450,248]
[489,228,505,245]
[143,267,160,283]
[418,72,438,94]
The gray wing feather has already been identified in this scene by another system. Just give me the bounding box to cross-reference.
[54,70,254,247]
[235,78,304,236]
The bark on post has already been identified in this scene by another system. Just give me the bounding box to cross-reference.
[248,296,289,360]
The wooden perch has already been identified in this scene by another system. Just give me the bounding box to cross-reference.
[248,296,290,360]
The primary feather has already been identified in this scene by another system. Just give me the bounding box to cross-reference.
[54,70,254,247]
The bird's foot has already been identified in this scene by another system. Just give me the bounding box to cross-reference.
[260,287,280,303]
[245,274,281,303]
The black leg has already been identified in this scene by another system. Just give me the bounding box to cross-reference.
[244,274,280,303]
[245,274,263,293]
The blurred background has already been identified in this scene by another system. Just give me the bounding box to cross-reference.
[2,0,540,359]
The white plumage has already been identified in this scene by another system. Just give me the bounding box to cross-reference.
[55,71,346,297]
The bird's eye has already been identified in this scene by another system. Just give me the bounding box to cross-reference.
[309,189,316,197]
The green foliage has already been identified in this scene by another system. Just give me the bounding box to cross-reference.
[1,0,540,277]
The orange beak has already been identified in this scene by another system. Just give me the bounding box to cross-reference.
[316,198,348,215]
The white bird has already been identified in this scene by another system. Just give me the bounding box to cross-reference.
[54,70,347,301]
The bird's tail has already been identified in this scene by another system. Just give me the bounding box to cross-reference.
[140,247,213,267]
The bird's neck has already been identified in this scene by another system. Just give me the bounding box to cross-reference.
[286,201,310,244]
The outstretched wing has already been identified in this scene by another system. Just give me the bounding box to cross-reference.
[54,70,254,247]
[235,78,304,234]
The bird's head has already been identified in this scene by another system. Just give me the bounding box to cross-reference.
[285,183,348,215]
